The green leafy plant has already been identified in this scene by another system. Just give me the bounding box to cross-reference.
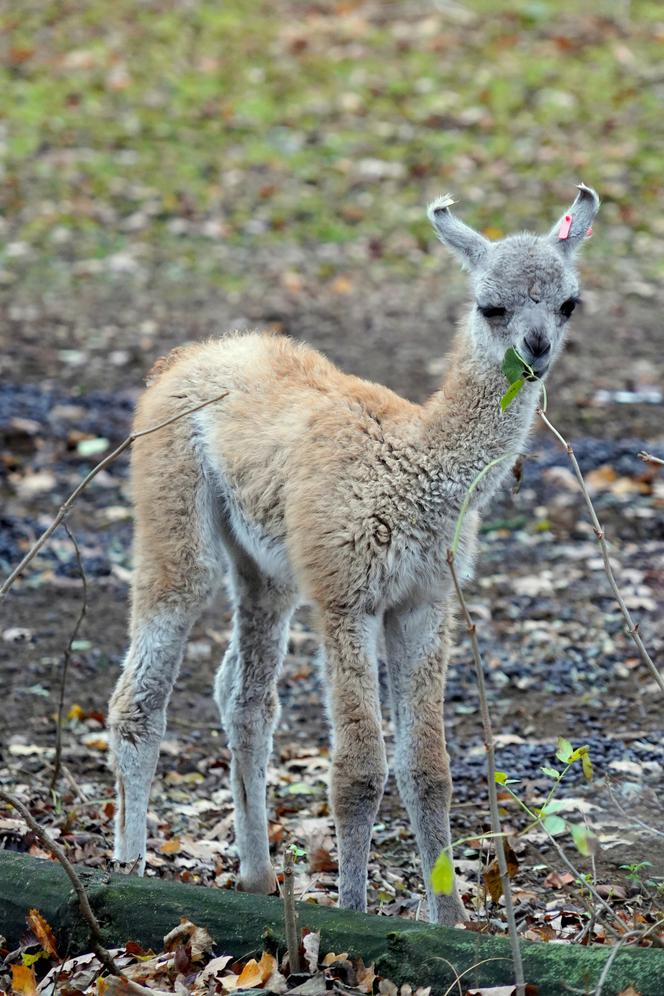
[432,738,597,897]
[619,860,664,893]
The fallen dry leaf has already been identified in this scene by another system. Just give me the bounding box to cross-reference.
[356,961,376,993]
[544,870,575,889]
[322,951,349,966]
[466,987,539,996]
[586,464,618,491]
[160,838,182,854]
[26,908,60,960]
[302,931,320,973]
[224,951,278,989]
[196,954,233,986]
[597,883,627,901]
[265,969,288,994]
[257,950,278,982]
[11,964,38,996]
[330,275,353,294]
[235,958,263,988]
[163,919,214,961]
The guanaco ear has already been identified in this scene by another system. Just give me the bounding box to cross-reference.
[427,194,490,271]
[548,183,600,255]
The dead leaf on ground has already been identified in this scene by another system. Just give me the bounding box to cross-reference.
[11,964,38,996]
[302,930,320,973]
[544,870,575,889]
[235,958,263,988]
[196,954,233,986]
[483,844,518,903]
[322,951,349,966]
[465,987,539,995]
[163,918,214,961]
[597,883,627,900]
[356,961,376,993]
[26,908,60,960]
[160,838,182,854]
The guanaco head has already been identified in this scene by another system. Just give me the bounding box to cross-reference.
[427,184,600,377]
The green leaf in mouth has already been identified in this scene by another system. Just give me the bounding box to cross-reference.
[501,346,529,385]
[500,346,535,410]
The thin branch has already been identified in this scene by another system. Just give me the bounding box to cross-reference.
[510,788,624,938]
[542,833,624,936]
[282,847,301,973]
[0,788,120,976]
[447,549,525,996]
[105,978,174,996]
[50,521,88,792]
[537,407,663,695]
[525,835,622,941]
[638,450,664,468]
[0,391,229,599]
[594,918,664,996]
[440,956,510,996]
[604,777,664,839]
[435,955,464,996]
[587,833,598,946]
[451,454,510,554]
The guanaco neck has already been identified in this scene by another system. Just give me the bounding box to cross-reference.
[419,336,541,509]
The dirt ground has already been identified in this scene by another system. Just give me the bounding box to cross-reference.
[1,253,663,944]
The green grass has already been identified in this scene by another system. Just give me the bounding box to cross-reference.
[2,0,663,287]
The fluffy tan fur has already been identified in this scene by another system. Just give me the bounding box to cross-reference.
[109,186,599,923]
[109,330,536,924]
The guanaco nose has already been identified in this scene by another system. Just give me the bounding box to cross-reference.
[523,328,551,359]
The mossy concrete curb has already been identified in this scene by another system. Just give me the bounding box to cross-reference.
[1,851,662,995]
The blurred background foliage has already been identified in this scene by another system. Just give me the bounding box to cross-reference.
[2,0,664,292]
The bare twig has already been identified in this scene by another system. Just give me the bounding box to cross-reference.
[542,833,623,936]
[61,763,87,801]
[587,835,598,944]
[513,795,624,938]
[0,788,120,975]
[282,847,301,973]
[638,450,664,468]
[538,407,663,695]
[435,956,464,996]
[605,776,664,839]
[594,918,664,996]
[447,549,525,996]
[451,454,510,553]
[50,522,88,792]
[105,978,174,996]
[0,391,229,599]
[526,836,622,941]
[440,956,510,996]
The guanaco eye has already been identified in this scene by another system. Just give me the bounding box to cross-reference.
[478,304,506,319]
[560,297,578,318]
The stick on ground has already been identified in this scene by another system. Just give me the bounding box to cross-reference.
[50,521,88,792]
[0,391,229,599]
[447,549,526,996]
[0,788,120,976]
[282,847,301,974]
[538,407,663,695]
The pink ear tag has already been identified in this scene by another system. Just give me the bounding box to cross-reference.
[585,226,593,238]
[558,214,572,240]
